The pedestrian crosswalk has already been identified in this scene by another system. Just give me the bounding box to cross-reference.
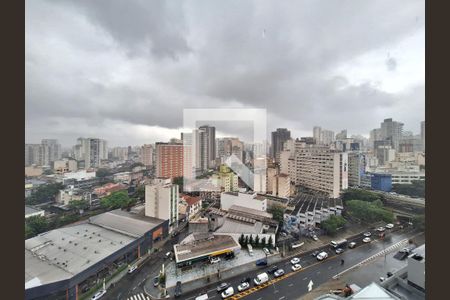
[127,293,150,300]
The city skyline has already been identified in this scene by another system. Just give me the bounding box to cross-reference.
[26,0,424,147]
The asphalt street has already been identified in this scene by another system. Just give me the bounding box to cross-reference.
[179,226,418,300]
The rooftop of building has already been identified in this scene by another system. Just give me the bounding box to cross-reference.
[25,223,135,289]
[25,206,44,216]
[228,205,273,219]
[89,209,165,238]
[174,234,240,263]
[181,194,202,206]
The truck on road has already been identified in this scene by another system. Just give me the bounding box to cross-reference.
[254,272,269,286]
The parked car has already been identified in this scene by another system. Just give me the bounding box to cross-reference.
[348,242,357,249]
[291,264,302,271]
[216,282,229,293]
[91,290,106,300]
[241,277,251,284]
[221,287,234,299]
[256,258,268,266]
[153,276,160,287]
[363,237,372,243]
[335,248,344,254]
[128,265,138,274]
[175,281,182,298]
[237,282,250,292]
[263,248,271,255]
[290,257,300,264]
[317,251,328,261]
[311,250,320,257]
[165,251,172,259]
[385,223,394,229]
[312,235,318,241]
[274,269,285,278]
[210,257,221,264]
[267,265,279,274]
[363,232,372,237]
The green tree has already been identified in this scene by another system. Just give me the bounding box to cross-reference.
[267,236,273,248]
[244,235,249,246]
[268,205,285,223]
[239,233,245,246]
[392,180,425,198]
[249,235,254,246]
[173,177,184,193]
[346,200,394,224]
[254,235,260,248]
[260,237,266,248]
[132,186,145,201]
[25,215,49,238]
[68,199,89,211]
[100,190,131,209]
[342,188,382,203]
[96,168,111,178]
[26,183,64,205]
[321,215,347,235]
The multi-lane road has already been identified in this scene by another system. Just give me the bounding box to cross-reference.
[179,226,418,300]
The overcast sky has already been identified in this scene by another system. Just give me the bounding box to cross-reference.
[26,0,424,147]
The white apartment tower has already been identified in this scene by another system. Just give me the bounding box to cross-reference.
[294,145,348,198]
[145,178,179,227]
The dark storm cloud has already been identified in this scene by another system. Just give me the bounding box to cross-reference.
[26,0,424,146]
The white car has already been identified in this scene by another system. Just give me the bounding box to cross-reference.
[91,290,106,300]
[237,282,250,292]
[221,287,234,299]
[363,232,372,237]
[210,257,221,264]
[312,235,318,241]
[363,237,372,243]
[274,269,285,278]
[291,264,302,271]
[290,257,300,264]
[316,251,328,261]
[263,248,271,255]
[128,265,137,274]
[385,223,394,229]
[376,227,386,232]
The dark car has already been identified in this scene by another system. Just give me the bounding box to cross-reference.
[224,252,235,260]
[216,282,229,293]
[241,277,251,284]
[256,258,268,266]
[174,281,182,298]
[153,276,159,287]
[311,250,320,257]
[267,265,279,274]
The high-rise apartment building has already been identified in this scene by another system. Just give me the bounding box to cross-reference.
[140,144,154,167]
[111,147,128,161]
[198,125,216,168]
[294,145,348,198]
[380,118,404,151]
[348,152,366,187]
[217,137,244,164]
[73,138,107,169]
[313,126,334,145]
[369,128,382,149]
[335,130,347,141]
[25,139,62,166]
[155,141,183,178]
[271,128,291,162]
[145,178,179,227]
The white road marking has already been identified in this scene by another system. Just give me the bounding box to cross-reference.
[257,298,262,300]
[274,290,279,293]
[279,297,286,300]
[303,277,308,281]
[288,283,294,287]
[317,271,321,274]
[328,266,333,270]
